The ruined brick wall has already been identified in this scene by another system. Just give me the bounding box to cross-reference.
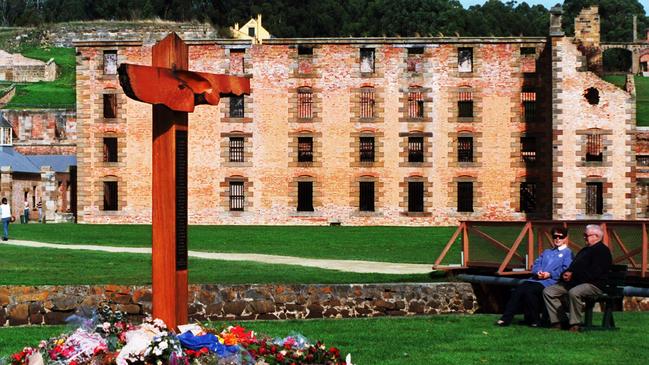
[0,283,477,326]
[574,6,602,75]
[0,63,56,82]
[635,128,649,217]
[3,109,76,155]
[551,36,635,220]
[76,38,553,225]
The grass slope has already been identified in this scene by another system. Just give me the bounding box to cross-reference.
[2,314,649,364]
[1,47,75,109]
[0,244,434,285]
[601,75,649,126]
[8,224,459,264]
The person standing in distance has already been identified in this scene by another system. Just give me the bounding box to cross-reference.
[1,198,11,241]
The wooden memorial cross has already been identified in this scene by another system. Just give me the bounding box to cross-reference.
[118,33,250,329]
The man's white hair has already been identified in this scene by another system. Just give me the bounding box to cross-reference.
[585,224,604,239]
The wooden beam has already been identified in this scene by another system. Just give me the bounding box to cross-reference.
[433,223,464,268]
[468,226,525,262]
[498,222,530,274]
[610,229,638,268]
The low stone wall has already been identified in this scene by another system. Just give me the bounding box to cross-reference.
[0,283,478,326]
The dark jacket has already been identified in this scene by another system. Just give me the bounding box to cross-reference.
[565,242,612,289]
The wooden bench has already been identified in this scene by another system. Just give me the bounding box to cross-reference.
[583,264,627,330]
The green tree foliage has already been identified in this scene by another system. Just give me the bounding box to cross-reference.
[562,0,649,42]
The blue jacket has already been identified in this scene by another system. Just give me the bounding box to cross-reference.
[526,247,573,287]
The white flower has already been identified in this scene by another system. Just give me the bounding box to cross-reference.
[103,322,111,331]
[158,341,168,351]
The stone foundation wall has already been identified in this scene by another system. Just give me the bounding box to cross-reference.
[0,283,478,326]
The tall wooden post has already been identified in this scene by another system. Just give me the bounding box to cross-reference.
[151,34,189,329]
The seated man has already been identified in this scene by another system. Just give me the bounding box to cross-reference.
[496,226,573,327]
[542,224,612,332]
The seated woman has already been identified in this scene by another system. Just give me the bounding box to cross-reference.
[496,226,573,327]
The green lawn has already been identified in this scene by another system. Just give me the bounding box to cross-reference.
[0,244,434,285]
[2,314,649,364]
[1,47,75,109]
[602,75,649,126]
[8,224,460,265]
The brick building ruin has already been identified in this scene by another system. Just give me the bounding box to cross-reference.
[64,6,636,225]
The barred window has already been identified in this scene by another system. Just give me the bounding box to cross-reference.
[297,181,314,211]
[229,137,244,162]
[230,95,244,118]
[521,91,536,123]
[360,48,375,73]
[457,182,473,212]
[103,137,118,162]
[521,136,536,164]
[458,48,473,73]
[104,94,117,118]
[408,136,424,163]
[586,182,603,215]
[297,87,313,119]
[298,137,313,162]
[408,90,424,118]
[520,182,536,212]
[103,181,118,211]
[408,181,424,212]
[229,181,244,211]
[0,126,12,146]
[103,50,117,75]
[458,136,473,163]
[586,134,603,162]
[359,136,375,163]
[458,89,473,118]
[359,181,375,212]
[637,155,649,166]
[360,87,375,118]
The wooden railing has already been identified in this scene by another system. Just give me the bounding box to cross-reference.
[433,220,649,278]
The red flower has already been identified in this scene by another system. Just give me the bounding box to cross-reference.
[275,353,284,362]
[270,345,277,354]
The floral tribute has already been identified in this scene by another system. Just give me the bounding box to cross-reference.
[5,306,350,365]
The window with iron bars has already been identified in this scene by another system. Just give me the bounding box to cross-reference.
[521,136,536,164]
[637,155,649,166]
[458,136,473,163]
[408,90,424,118]
[520,182,536,212]
[229,137,244,163]
[297,87,313,119]
[230,95,244,118]
[408,181,424,212]
[360,87,375,118]
[229,181,245,211]
[521,91,536,123]
[359,181,375,212]
[586,134,603,162]
[103,137,118,162]
[359,136,375,163]
[457,181,473,212]
[298,137,313,162]
[408,136,424,163]
[586,182,603,215]
[458,90,473,118]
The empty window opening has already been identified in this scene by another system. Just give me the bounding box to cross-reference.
[103,50,117,75]
[408,181,424,212]
[229,137,244,163]
[586,134,603,162]
[408,136,424,163]
[408,47,424,55]
[408,90,424,118]
[360,48,375,73]
[230,96,244,118]
[360,87,375,118]
[229,181,244,211]
[103,137,118,162]
[458,48,473,72]
[298,137,313,162]
[586,182,603,215]
[103,181,118,211]
[297,87,313,119]
[359,181,375,212]
[520,47,536,55]
[458,136,473,163]
[520,182,537,212]
[297,181,314,211]
[248,27,255,37]
[298,45,313,55]
[457,181,473,212]
[584,87,600,105]
[103,94,117,118]
[359,136,375,163]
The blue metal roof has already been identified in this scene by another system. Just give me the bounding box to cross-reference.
[0,148,76,173]
[26,155,76,173]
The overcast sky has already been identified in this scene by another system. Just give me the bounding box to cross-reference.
[459,0,649,14]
